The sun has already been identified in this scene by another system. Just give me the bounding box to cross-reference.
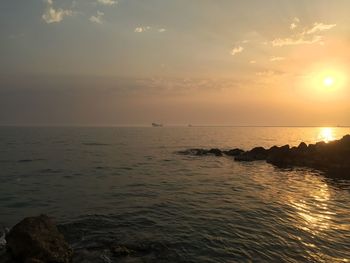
[323,77,334,87]
[297,63,347,101]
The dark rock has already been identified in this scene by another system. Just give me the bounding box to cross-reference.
[177,148,223,156]
[297,142,308,151]
[223,148,245,156]
[266,145,292,167]
[208,148,223,156]
[6,215,72,263]
[177,149,203,155]
[178,134,350,178]
[25,259,44,263]
[110,245,134,256]
[235,147,267,162]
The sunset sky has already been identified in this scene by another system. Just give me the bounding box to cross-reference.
[1,0,349,126]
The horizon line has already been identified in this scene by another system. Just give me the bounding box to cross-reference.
[0,124,349,128]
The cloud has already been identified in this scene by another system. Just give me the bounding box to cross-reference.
[290,23,297,30]
[231,46,244,56]
[134,26,166,33]
[134,26,151,33]
[304,22,336,35]
[250,60,256,64]
[271,35,323,47]
[271,19,335,47]
[42,8,73,23]
[290,17,300,30]
[97,0,117,5]
[270,56,285,62]
[256,70,275,77]
[90,11,104,24]
[42,0,73,24]
[256,70,285,77]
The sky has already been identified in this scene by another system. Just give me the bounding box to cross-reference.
[1,0,350,126]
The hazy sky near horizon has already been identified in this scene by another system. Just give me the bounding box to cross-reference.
[1,0,350,126]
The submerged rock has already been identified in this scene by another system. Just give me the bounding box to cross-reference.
[6,215,73,263]
[110,245,134,256]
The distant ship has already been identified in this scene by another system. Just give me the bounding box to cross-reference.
[152,123,163,127]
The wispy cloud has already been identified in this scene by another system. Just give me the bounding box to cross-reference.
[134,26,151,33]
[256,70,285,77]
[271,19,335,47]
[249,60,256,64]
[270,56,285,62]
[42,0,73,24]
[304,22,336,35]
[134,26,166,33]
[231,46,244,56]
[290,17,300,30]
[97,0,117,5]
[271,35,323,47]
[90,11,104,24]
[256,70,276,77]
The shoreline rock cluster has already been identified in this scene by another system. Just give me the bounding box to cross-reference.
[179,134,350,178]
[1,215,160,263]
[4,215,72,263]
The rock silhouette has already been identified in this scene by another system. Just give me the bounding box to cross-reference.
[179,135,350,178]
[178,148,245,157]
[5,215,72,263]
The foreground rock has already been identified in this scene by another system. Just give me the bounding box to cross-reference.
[6,215,73,263]
[179,135,350,178]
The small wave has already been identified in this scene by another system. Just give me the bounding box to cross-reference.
[18,159,34,163]
[18,158,45,163]
[39,168,62,174]
[117,167,133,171]
[95,166,107,170]
[6,201,30,208]
[0,228,8,248]
[82,143,110,146]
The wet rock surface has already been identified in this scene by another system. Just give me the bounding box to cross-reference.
[5,215,73,263]
[179,135,350,178]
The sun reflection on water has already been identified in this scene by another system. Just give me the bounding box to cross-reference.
[251,164,350,262]
[318,127,335,143]
[289,181,332,235]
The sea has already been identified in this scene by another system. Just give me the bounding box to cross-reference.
[1,126,350,262]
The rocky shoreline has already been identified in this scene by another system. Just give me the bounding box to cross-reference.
[1,215,156,263]
[179,134,350,178]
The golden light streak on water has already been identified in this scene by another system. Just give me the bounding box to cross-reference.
[318,127,335,143]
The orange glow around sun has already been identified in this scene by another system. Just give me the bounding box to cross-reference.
[298,63,347,101]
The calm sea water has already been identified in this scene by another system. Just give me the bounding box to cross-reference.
[1,127,350,262]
